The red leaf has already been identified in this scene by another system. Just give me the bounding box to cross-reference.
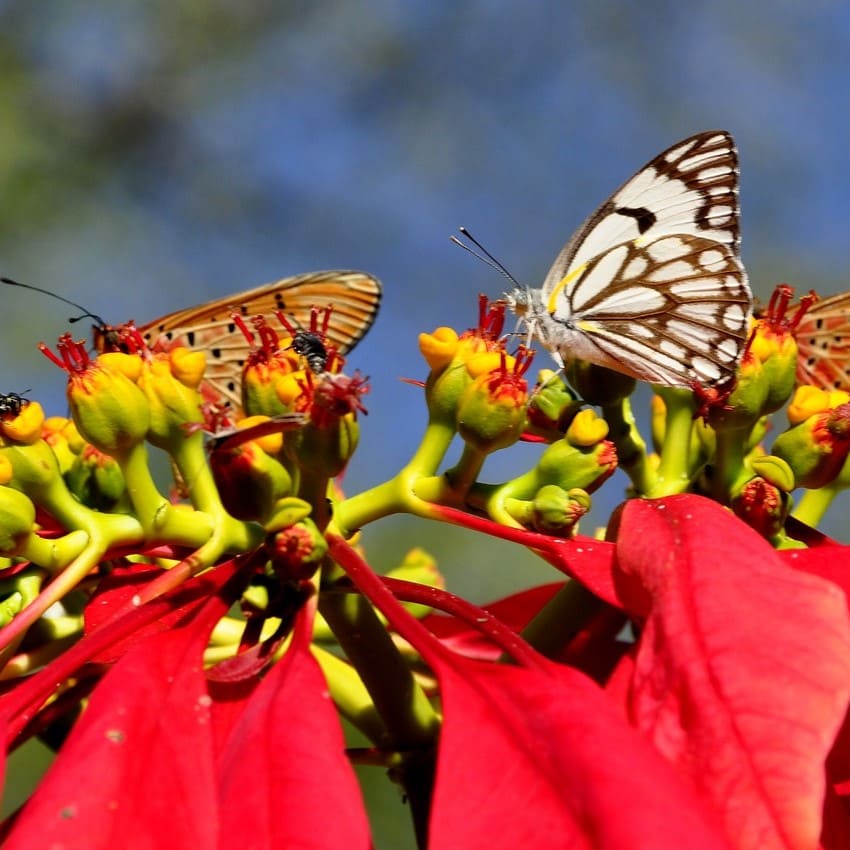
[429,651,732,849]
[83,563,207,664]
[217,608,370,849]
[3,608,224,849]
[614,495,850,850]
[778,544,850,597]
[422,583,565,660]
[327,534,730,849]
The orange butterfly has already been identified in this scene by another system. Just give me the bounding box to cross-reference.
[3,270,382,411]
[794,290,850,391]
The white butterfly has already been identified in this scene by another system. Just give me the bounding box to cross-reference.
[506,131,753,389]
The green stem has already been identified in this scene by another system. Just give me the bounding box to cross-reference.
[520,579,611,659]
[793,483,840,528]
[650,392,697,497]
[601,398,655,495]
[318,576,438,752]
[334,419,457,534]
[710,425,751,503]
[117,441,214,545]
[311,644,390,744]
[443,444,487,498]
[159,434,265,555]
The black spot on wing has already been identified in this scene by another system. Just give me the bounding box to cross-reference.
[616,206,657,234]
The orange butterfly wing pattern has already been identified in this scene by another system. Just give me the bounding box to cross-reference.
[137,270,382,409]
[794,290,850,391]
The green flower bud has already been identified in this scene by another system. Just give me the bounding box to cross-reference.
[264,496,313,532]
[65,444,127,511]
[538,434,616,494]
[296,414,359,480]
[525,370,582,437]
[505,484,591,535]
[419,300,510,426]
[137,350,205,448]
[708,289,799,430]
[772,402,850,489]
[750,454,795,493]
[0,438,63,492]
[269,517,328,582]
[386,548,444,619]
[69,356,150,457]
[457,351,531,454]
[210,437,293,522]
[0,485,36,555]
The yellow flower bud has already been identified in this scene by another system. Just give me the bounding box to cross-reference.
[419,326,459,372]
[169,346,207,390]
[1,401,45,445]
[566,408,609,447]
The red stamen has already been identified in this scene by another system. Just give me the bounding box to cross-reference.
[230,312,255,344]
[474,294,507,341]
[39,333,92,373]
[787,291,818,332]
[276,310,297,337]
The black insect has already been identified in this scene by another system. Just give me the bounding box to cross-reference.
[289,330,330,374]
[0,391,30,419]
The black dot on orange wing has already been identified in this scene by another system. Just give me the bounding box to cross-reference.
[165,331,174,341]
[816,319,824,329]
[227,381,236,392]
[808,357,817,366]
[211,348,222,359]
[274,292,285,307]
[186,331,196,347]
[239,305,249,316]
[227,322,236,334]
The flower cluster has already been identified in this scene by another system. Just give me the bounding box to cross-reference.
[1,285,850,850]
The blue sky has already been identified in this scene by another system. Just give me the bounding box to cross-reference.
[2,0,850,559]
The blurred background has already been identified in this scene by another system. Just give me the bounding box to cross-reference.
[1,1,848,844]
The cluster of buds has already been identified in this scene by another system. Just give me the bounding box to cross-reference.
[0,306,378,659]
[0,280,846,674]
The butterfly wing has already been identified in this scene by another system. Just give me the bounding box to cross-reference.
[139,270,381,409]
[540,234,749,386]
[529,131,751,389]
[795,291,850,390]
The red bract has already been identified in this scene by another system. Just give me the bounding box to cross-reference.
[330,534,733,849]
[611,495,850,850]
[1,566,369,850]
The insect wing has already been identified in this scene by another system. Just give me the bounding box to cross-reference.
[139,270,382,409]
[794,291,850,391]
[542,130,741,294]
[523,131,752,389]
[550,234,750,386]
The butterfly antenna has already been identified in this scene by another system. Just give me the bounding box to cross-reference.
[450,227,522,288]
[1,277,108,327]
